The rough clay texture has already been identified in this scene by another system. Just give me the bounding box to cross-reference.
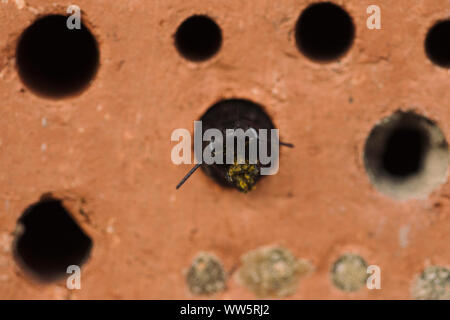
[0,0,449,299]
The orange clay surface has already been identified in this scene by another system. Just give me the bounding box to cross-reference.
[0,0,449,299]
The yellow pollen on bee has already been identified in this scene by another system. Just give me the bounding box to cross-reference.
[227,160,259,193]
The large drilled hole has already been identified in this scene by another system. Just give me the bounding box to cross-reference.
[199,99,275,191]
[16,14,100,98]
[364,111,449,200]
[425,20,450,68]
[175,15,222,62]
[13,196,92,282]
[295,2,355,62]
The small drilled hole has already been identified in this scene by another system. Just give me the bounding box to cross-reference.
[13,196,92,282]
[175,15,222,62]
[364,111,449,200]
[16,14,99,98]
[425,20,450,68]
[295,2,355,62]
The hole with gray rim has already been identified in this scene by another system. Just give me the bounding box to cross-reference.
[363,111,449,200]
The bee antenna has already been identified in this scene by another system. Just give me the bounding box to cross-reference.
[280,141,294,148]
[176,163,202,190]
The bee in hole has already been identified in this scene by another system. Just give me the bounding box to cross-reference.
[176,99,293,193]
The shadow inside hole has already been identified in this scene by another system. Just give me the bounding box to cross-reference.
[16,14,100,98]
[13,197,92,283]
[295,2,355,62]
[425,20,450,68]
[382,127,430,178]
[175,15,222,62]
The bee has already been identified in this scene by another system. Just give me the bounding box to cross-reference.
[176,99,293,193]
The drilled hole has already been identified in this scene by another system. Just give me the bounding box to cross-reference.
[295,2,355,62]
[425,20,450,68]
[364,111,449,200]
[16,14,99,98]
[13,196,92,282]
[175,15,222,62]
[199,99,275,192]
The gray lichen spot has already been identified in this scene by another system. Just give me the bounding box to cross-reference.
[238,246,311,298]
[412,266,450,300]
[186,252,226,295]
[331,253,368,292]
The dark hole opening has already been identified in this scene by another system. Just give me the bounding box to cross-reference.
[199,99,275,189]
[175,15,222,62]
[16,14,100,98]
[364,111,449,199]
[13,197,92,282]
[295,2,355,62]
[425,20,450,68]
[382,127,429,178]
